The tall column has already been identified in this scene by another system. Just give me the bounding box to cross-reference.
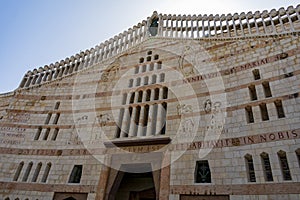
[137,106,145,137]
[120,108,130,137]
[146,89,155,136]
[155,88,165,135]
[128,107,137,137]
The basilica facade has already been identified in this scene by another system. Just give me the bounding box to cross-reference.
[1,4,300,200]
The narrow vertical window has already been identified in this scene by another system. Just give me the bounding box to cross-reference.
[43,128,50,140]
[142,65,147,72]
[51,128,59,141]
[139,57,144,63]
[261,152,273,182]
[252,69,261,80]
[31,162,42,182]
[278,150,292,180]
[248,85,257,101]
[13,162,24,181]
[22,162,33,182]
[144,76,149,85]
[68,165,83,183]
[163,87,168,99]
[135,106,141,127]
[259,103,269,121]
[54,101,60,110]
[149,63,154,71]
[41,163,51,183]
[154,88,159,100]
[147,56,151,61]
[157,61,162,70]
[154,54,159,60]
[136,77,141,86]
[152,75,157,84]
[245,154,256,182]
[129,93,135,104]
[160,73,165,82]
[195,160,211,183]
[52,113,60,124]
[146,89,151,101]
[34,127,42,140]
[138,91,143,102]
[44,113,52,124]
[274,100,285,118]
[135,66,139,74]
[245,106,254,123]
[262,81,272,98]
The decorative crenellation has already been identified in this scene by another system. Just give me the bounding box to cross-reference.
[17,5,300,90]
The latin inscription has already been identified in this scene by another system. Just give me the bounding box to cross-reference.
[0,127,26,145]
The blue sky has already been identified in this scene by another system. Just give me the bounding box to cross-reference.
[0,0,299,93]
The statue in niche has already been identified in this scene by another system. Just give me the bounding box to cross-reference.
[204,99,212,113]
[178,45,195,77]
[149,17,159,36]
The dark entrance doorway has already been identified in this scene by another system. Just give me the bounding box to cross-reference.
[110,171,156,200]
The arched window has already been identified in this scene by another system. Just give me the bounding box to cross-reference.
[68,165,83,183]
[149,63,154,71]
[147,51,152,55]
[147,56,151,62]
[163,87,168,99]
[135,106,141,126]
[146,89,151,101]
[139,57,144,63]
[245,154,256,182]
[32,162,42,182]
[22,162,33,182]
[144,76,149,85]
[277,150,292,180]
[152,75,157,84]
[160,73,165,82]
[142,65,147,72]
[13,161,24,181]
[154,54,159,60]
[138,91,143,102]
[41,162,51,183]
[135,66,139,74]
[129,93,135,104]
[157,61,162,70]
[154,88,159,100]
[260,152,273,181]
[136,77,141,86]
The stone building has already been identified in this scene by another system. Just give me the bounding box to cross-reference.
[0,4,300,200]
